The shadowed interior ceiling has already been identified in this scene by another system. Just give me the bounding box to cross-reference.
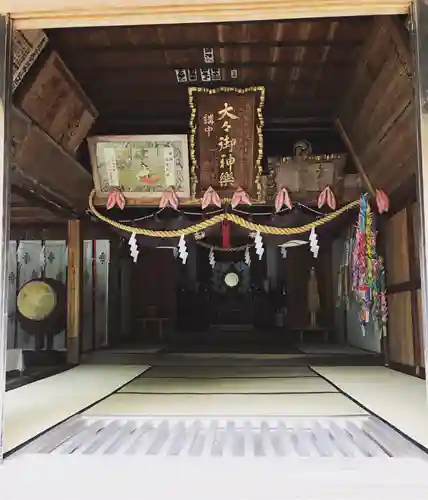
[45,16,375,155]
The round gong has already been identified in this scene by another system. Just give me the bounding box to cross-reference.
[16,279,66,336]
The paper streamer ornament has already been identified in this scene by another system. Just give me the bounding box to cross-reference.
[309,227,319,259]
[209,248,216,268]
[178,235,188,264]
[244,246,251,266]
[128,232,139,263]
[280,247,288,259]
[254,231,264,260]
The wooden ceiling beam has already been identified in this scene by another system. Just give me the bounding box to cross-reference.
[64,60,356,72]
[51,38,365,54]
[11,184,77,219]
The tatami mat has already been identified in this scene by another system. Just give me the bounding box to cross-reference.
[299,345,372,355]
[168,353,302,359]
[4,365,150,453]
[84,392,367,417]
[119,376,336,394]
[312,366,428,449]
[143,365,315,378]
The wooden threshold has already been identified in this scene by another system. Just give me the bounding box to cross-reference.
[6,0,409,30]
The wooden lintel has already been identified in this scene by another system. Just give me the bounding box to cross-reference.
[67,219,83,365]
[334,118,376,197]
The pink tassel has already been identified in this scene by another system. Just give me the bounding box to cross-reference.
[275,190,285,213]
[326,187,336,210]
[376,189,389,214]
[231,187,251,208]
[159,188,179,209]
[202,186,222,209]
[275,188,292,212]
[317,188,327,209]
[318,186,336,210]
[106,189,125,210]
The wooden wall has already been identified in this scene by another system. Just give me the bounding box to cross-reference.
[338,16,415,194]
[383,200,425,376]
[339,15,426,376]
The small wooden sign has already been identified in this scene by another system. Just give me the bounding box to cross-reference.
[189,87,265,202]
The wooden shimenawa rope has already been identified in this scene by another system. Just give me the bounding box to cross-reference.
[89,190,360,237]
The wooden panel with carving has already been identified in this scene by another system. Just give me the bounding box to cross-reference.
[388,291,415,366]
[384,208,410,286]
[19,51,98,154]
[11,106,93,212]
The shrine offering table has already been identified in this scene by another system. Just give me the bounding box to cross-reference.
[140,318,170,342]
[292,327,331,344]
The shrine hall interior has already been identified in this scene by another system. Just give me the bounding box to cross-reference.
[8,13,424,379]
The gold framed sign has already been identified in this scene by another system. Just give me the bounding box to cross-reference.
[188,86,265,202]
[88,134,190,204]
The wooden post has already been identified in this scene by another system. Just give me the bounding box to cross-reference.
[67,219,82,364]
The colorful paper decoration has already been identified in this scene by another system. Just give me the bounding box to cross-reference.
[106,188,126,210]
[309,227,319,258]
[178,235,188,264]
[275,187,292,212]
[128,232,139,263]
[254,231,264,260]
[351,194,381,332]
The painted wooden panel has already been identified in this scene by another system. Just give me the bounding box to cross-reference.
[16,240,42,349]
[94,240,110,348]
[388,291,414,366]
[44,240,67,349]
[82,240,94,352]
[385,208,410,286]
[7,241,18,349]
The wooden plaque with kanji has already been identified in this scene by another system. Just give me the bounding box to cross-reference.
[189,87,265,202]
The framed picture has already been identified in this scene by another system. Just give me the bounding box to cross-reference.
[88,134,190,204]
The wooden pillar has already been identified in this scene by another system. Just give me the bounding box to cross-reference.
[67,219,82,364]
